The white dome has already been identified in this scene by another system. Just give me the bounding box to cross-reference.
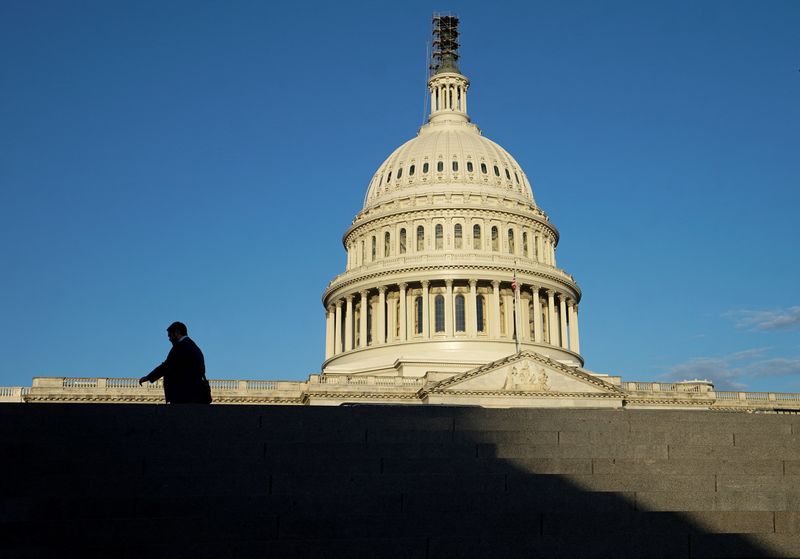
[363,120,536,210]
[321,57,583,379]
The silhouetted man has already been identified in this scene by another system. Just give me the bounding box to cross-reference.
[139,321,212,404]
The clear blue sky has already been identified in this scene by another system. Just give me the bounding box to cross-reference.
[1,1,798,391]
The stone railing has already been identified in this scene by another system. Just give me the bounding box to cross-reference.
[0,387,29,402]
[309,374,425,387]
[624,380,800,411]
[21,377,306,404]
[624,381,714,394]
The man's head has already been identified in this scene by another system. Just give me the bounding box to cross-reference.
[167,321,188,344]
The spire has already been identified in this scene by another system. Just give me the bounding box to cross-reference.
[427,14,470,124]
[430,14,461,75]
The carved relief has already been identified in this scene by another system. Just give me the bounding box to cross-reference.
[503,362,550,392]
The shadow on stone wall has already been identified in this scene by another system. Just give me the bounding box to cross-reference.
[0,404,791,557]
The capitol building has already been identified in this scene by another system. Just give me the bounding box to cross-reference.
[1,16,797,412]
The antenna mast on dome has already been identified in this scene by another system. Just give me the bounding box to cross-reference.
[430,13,460,76]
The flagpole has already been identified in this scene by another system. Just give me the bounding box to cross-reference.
[513,260,521,354]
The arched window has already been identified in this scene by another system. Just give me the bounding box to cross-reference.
[361,240,365,263]
[422,162,429,174]
[387,171,392,182]
[452,160,458,172]
[493,165,500,177]
[384,232,391,257]
[515,172,519,184]
[397,167,403,179]
[455,295,465,332]
[476,295,486,332]
[480,163,487,174]
[454,223,463,249]
[491,226,499,251]
[409,164,415,176]
[434,295,445,333]
[473,224,481,250]
[435,224,443,249]
[437,161,444,172]
[371,236,376,260]
[399,228,407,254]
[416,225,424,251]
[533,234,539,260]
[415,296,423,334]
[523,232,528,257]
[467,161,474,173]
[508,229,515,254]
[505,168,511,180]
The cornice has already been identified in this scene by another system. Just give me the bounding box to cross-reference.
[429,390,622,399]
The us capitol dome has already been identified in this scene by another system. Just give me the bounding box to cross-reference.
[321,15,582,379]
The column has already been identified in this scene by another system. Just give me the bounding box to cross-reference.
[532,286,543,343]
[345,295,354,351]
[559,295,568,349]
[568,301,580,354]
[468,279,477,337]
[378,286,387,345]
[325,305,335,359]
[358,290,368,348]
[445,280,454,336]
[518,286,528,342]
[491,280,501,338]
[421,281,430,338]
[399,283,408,341]
[546,290,557,345]
[334,300,343,355]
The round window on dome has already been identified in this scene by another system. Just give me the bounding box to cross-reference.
[467,161,474,172]
[437,161,444,172]
[409,165,415,176]
[505,168,510,180]
[423,163,429,173]
[493,166,500,177]
[480,163,487,174]
[397,167,403,179]
[452,161,458,172]
[387,171,392,182]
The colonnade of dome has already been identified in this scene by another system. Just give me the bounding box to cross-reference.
[324,280,580,360]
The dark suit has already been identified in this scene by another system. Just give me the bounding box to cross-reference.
[145,337,212,404]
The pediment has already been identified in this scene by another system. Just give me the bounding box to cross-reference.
[425,351,625,397]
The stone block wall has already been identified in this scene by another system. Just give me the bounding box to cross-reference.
[1,404,799,557]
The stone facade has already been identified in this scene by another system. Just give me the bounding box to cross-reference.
[4,351,800,412]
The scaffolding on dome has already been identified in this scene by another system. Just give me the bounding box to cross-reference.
[430,13,460,75]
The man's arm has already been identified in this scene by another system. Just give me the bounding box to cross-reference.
[139,347,177,385]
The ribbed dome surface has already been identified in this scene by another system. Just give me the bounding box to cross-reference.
[363,120,536,210]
